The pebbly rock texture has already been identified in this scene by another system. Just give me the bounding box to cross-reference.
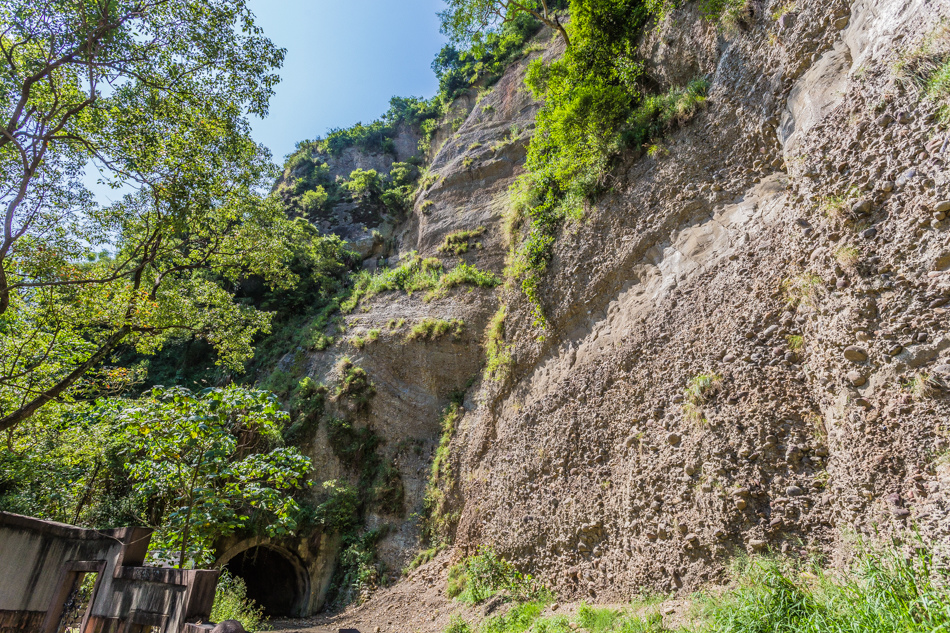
[282,0,950,613]
[429,0,950,603]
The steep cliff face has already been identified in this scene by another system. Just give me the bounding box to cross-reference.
[442,0,950,601]
[271,33,562,603]
[285,0,950,616]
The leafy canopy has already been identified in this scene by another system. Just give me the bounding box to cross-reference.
[119,386,311,568]
[0,0,302,432]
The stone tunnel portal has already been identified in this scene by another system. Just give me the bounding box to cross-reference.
[224,545,308,616]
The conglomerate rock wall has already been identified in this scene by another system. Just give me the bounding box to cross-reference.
[290,0,950,607]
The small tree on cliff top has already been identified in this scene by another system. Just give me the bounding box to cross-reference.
[440,0,572,49]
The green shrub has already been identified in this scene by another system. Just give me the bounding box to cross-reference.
[314,479,360,533]
[372,461,405,515]
[334,528,385,605]
[321,96,441,156]
[210,571,266,632]
[327,416,381,467]
[506,0,710,330]
[262,368,296,397]
[342,169,382,197]
[453,547,546,604]
[300,186,328,213]
[431,10,558,105]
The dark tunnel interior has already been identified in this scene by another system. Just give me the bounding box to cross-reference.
[224,546,303,616]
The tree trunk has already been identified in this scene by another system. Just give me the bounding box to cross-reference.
[71,459,102,525]
[178,505,193,570]
[178,467,202,569]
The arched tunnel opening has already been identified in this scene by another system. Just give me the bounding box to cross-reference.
[224,546,306,616]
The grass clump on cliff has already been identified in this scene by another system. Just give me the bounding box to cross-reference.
[407,318,465,342]
[341,254,500,312]
[439,226,487,255]
[331,358,376,412]
[683,372,722,423]
[894,20,950,112]
[484,305,513,381]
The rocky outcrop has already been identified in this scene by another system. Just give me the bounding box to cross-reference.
[438,0,950,601]
[286,0,950,614]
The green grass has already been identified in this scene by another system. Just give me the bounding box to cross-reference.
[699,546,950,633]
[439,545,950,633]
[483,305,513,381]
[446,615,474,633]
[482,601,548,633]
[341,254,500,312]
[406,318,465,342]
[439,227,487,256]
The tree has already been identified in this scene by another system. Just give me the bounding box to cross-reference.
[342,169,382,198]
[439,0,571,49]
[300,186,328,213]
[119,386,312,568]
[0,0,295,432]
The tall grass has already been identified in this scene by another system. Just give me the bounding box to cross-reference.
[701,548,950,633]
[341,254,500,312]
[439,545,950,633]
[210,571,267,632]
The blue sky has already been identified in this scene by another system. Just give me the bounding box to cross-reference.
[246,0,449,162]
[88,1,447,204]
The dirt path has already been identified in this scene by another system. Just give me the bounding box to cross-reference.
[270,554,459,633]
[267,552,693,633]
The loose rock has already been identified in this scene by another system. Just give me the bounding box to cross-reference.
[844,346,868,362]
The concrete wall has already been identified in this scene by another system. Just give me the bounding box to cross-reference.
[0,512,217,633]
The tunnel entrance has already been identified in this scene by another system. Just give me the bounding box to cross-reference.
[224,546,304,616]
